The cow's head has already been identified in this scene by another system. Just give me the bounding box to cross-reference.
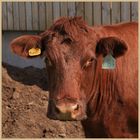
[10,17,127,121]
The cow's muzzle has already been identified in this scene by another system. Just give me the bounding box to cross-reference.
[47,98,87,121]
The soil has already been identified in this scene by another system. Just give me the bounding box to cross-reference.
[2,63,85,138]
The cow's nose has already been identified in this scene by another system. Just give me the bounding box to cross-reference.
[54,102,81,120]
[56,103,79,113]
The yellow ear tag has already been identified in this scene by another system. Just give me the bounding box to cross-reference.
[28,48,41,56]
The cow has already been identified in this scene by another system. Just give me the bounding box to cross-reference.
[10,17,138,138]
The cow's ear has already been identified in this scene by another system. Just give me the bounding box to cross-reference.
[95,37,128,58]
[10,35,43,58]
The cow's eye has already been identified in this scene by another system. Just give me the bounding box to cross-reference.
[45,58,52,67]
[61,38,72,44]
[82,58,94,69]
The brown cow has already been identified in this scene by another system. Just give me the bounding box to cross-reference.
[10,17,138,138]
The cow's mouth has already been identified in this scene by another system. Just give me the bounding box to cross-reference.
[47,110,87,121]
[47,100,87,121]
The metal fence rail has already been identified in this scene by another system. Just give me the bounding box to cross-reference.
[2,2,138,31]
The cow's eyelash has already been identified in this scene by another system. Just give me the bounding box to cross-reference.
[45,58,52,66]
[82,58,95,70]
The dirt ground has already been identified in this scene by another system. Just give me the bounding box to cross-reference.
[2,63,85,138]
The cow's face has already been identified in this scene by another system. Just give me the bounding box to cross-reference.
[10,17,127,121]
[41,26,97,121]
[40,17,98,121]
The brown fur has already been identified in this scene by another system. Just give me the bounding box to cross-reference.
[10,17,138,138]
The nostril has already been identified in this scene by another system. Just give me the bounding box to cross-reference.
[73,104,80,111]
[54,106,60,114]
[75,104,79,111]
[71,104,81,120]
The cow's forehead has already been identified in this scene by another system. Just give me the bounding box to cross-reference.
[42,32,87,56]
[45,42,84,64]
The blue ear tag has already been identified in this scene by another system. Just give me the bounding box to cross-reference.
[102,54,116,69]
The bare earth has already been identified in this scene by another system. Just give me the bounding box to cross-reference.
[2,63,85,138]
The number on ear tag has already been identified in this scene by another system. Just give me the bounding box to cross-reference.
[102,54,116,69]
[28,48,41,56]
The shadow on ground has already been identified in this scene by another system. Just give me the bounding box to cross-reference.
[2,62,48,91]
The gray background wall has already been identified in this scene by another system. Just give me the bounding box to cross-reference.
[2,2,138,68]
